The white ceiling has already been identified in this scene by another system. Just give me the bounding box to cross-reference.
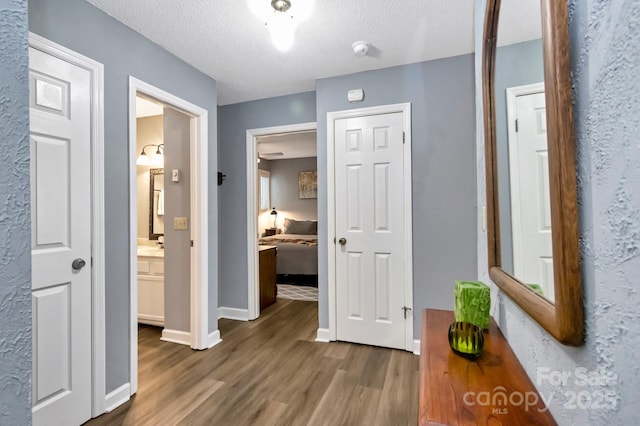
[86,0,540,106]
[257,131,317,160]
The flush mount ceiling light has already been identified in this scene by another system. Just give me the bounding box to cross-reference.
[271,0,291,11]
[266,0,296,51]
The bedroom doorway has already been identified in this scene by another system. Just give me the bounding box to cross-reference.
[246,122,318,320]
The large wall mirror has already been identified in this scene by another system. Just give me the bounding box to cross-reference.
[483,0,584,345]
[149,168,164,240]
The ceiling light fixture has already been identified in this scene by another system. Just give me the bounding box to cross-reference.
[266,0,296,52]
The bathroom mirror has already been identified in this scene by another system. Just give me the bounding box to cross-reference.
[149,168,164,239]
[483,0,583,344]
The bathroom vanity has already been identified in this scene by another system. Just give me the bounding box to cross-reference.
[137,246,165,326]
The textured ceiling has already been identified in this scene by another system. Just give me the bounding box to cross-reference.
[86,0,539,105]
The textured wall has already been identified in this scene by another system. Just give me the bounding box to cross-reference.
[316,56,478,337]
[0,1,31,424]
[475,0,640,423]
[218,91,317,309]
[29,0,219,393]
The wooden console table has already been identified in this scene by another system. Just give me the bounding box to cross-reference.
[419,309,556,425]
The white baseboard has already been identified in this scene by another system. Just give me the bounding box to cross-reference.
[315,328,331,342]
[413,339,421,355]
[207,329,222,349]
[104,383,130,413]
[218,307,250,321]
[161,329,191,346]
[137,314,164,327]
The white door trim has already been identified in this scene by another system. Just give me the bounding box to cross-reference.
[28,32,106,418]
[506,82,545,277]
[245,122,317,320]
[327,103,414,351]
[128,77,210,395]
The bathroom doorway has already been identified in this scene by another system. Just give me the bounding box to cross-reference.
[135,98,165,329]
[128,77,212,395]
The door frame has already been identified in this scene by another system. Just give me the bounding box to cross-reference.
[28,33,106,417]
[128,77,210,395]
[326,103,414,351]
[505,82,545,278]
[245,122,317,320]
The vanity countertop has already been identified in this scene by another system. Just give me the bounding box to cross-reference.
[137,246,165,257]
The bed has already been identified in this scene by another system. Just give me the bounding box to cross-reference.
[258,219,318,276]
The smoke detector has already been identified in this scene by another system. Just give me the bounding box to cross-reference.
[352,41,370,57]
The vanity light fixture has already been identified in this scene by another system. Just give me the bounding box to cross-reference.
[137,144,164,167]
[266,0,296,51]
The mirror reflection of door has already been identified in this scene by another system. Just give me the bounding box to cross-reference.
[506,84,554,302]
[495,0,553,302]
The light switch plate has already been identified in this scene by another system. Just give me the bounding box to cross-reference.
[174,217,188,230]
[172,169,180,182]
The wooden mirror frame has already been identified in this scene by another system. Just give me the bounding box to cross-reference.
[482,0,584,345]
[149,168,164,240]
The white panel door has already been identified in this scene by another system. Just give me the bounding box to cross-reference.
[335,112,406,349]
[510,90,554,301]
[30,47,92,426]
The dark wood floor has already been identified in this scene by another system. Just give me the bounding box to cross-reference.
[86,299,419,426]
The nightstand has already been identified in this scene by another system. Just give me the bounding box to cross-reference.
[264,228,277,236]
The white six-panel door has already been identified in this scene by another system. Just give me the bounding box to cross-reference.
[30,47,92,425]
[508,87,554,301]
[335,112,406,349]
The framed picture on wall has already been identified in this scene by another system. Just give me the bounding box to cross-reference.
[298,171,317,199]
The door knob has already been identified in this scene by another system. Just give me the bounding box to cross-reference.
[72,258,86,271]
[338,238,347,246]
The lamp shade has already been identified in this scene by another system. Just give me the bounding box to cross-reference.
[137,144,163,167]
[151,150,164,167]
[136,152,151,166]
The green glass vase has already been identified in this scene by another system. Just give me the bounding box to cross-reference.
[448,321,484,358]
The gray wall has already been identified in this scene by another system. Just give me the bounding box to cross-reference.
[218,92,316,308]
[495,39,544,273]
[0,1,31,424]
[316,56,478,337]
[163,109,192,332]
[475,0,640,423]
[271,157,318,227]
[29,0,219,393]
[136,115,164,240]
